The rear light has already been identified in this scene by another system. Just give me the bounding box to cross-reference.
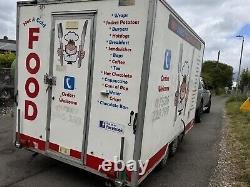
[20,139,29,147]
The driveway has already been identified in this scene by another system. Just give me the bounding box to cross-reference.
[0,96,227,187]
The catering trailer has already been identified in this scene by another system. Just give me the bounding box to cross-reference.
[14,0,205,186]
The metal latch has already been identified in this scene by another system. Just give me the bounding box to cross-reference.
[44,73,56,85]
[128,111,138,134]
[100,90,109,97]
[133,113,138,134]
[44,74,56,92]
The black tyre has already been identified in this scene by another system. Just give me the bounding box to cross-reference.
[169,137,179,157]
[104,181,115,187]
[195,101,203,123]
[157,147,170,169]
[204,99,211,113]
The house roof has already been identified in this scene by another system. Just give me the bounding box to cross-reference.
[0,39,16,52]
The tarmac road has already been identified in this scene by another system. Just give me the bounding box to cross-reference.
[0,96,227,187]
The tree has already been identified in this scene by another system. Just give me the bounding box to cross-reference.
[0,52,16,69]
[201,61,233,91]
[239,69,250,92]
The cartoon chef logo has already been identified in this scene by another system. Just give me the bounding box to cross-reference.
[175,61,190,116]
[57,31,85,65]
[178,75,187,115]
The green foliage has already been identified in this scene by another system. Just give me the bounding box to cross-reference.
[227,95,248,103]
[10,59,16,78]
[239,69,250,91]
[0,52,16,69]
[213,87,225,96]
[226,101,250,186]
[201,61,233,91]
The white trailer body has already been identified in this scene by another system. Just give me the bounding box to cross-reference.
[15,0,205,186]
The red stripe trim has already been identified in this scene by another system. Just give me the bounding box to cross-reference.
[138,144,168,180]
[70,149,81,159]
[48,142,81,159]
[18,134,81,160]
[18,119,194,182]
[86,154,104,171]
[86,154,118,178]
[185,119,194,134]
[86,144,170,182]
[137,119,194,181]
[49,142,59,152]
[19,133,45,151]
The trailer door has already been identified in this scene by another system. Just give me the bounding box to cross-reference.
[46,13,95,162]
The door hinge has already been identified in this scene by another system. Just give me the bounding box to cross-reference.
[44,74,56,92]
[44,74,56,86]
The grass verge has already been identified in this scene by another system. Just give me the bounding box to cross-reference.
[226,98,250,186]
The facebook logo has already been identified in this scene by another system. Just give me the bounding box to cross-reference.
[64,76,75,90]
[99,121,106,129]
[164,49,171,70]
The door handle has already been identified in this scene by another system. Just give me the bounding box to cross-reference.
[133,113,138,134]
[100,90,109,97]
[128,111,134,126]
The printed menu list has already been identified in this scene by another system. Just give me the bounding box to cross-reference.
[98,13,140,110]
[190,55,202,112]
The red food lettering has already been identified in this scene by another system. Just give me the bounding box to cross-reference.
[25,27,41,121]
[26,53,40,74]
[29,28,40,49]
[25,77,40,98]
[25,100,38,121]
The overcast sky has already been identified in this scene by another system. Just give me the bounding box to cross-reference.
[167,0,250,73]
[0,0,249,72]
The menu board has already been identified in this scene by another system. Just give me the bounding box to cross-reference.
[98,12,141,111]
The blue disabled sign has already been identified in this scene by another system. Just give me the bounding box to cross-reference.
[164,49,171,70]
[64,76,75,90]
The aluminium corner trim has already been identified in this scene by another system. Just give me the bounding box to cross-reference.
[45,13,56,152]
[130,0,158,186]
[13,4,21,144]
[81,11,98,165]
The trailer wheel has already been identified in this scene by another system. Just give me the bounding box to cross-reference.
[195,101,203,123]
[157,147,170,169]
[169,137,179,157]
[105,180,125,187]
[105,181,115,187]
[204,99,211,113]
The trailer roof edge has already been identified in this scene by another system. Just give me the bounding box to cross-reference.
[159,0,205,45]
[17,0,110,6]
[17,0,205,46]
